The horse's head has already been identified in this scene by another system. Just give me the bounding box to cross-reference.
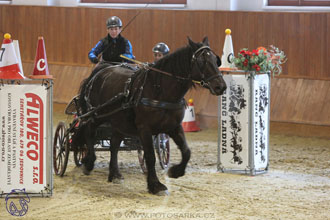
[188,37,227,95]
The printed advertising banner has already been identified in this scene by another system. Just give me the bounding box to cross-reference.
[253,74,269,170]
[219,75,250,170]
[0,82,52,196]
[218,72,270,175]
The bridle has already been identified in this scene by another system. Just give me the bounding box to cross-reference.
[190,46,223,91]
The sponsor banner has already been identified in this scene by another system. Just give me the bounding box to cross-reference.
[0,84,47,193]
[220,75,250,170]
[253,74,269,170]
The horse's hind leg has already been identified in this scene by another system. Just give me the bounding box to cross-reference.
[139,129,168,195]
[108,132,124,183]
[168,125,191,178]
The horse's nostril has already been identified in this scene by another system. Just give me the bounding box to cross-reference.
[214,85,226,95]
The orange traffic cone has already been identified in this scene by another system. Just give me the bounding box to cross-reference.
[219,29,237,71]
[30,36,52,79]
[182,99,200,132]
[0,33,25,79]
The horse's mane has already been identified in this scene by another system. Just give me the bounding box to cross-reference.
[152,44,195,78]
[152,42,204,90]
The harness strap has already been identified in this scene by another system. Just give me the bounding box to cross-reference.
[140,98,185,110]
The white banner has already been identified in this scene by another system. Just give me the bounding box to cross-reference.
[253,74,269,170]
[0,84,48,193]
[220,75,250,170]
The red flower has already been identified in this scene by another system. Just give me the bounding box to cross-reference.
[243,59,249,67]
[252,64,261,71]
[252,49,259,56]
[240,50,246,55]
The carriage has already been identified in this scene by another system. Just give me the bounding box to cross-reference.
[53,95,170,176]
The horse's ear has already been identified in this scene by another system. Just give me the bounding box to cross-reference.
[187,36,197,49]
[202,36,209,46]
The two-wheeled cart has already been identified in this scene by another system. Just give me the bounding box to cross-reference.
[53,95,170,176]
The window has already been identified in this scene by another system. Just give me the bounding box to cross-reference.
[80,0,186,4]
[269,0,330,6]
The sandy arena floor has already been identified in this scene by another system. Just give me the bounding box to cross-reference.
[0,104,329,220]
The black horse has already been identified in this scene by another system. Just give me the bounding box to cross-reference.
[74,37,227,195]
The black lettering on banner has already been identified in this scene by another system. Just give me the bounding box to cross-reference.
[0,48,5,61]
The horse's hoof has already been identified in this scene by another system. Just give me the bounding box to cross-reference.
[108,176,124,184]
[168,165,185,179]
[108,174,124,183]
[148,182,168,195]
[81,165,91,175]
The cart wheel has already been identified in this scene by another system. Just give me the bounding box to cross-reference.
[155,134,170,169]
[137,149,147,174]
[53,122,70,176]
[74,144,87,167]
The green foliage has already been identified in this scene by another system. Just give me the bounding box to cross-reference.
[232,45,287,77]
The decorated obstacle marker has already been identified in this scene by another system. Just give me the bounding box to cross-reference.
[220,29,236,71]
[217,71,270,175]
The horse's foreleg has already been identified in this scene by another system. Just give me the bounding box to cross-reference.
[81,122,97,175]
[108,133,124,183]
[139,130,168,195]
[168,125,191,178]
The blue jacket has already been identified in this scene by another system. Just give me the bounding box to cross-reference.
[88,34,135,64]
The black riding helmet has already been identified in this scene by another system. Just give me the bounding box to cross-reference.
[106,16,122,28]
[152,42,170,55]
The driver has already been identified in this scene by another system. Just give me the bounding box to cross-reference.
[152,42,170,62]
[88,16,135,64]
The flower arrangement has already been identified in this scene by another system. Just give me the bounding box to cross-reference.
[232,45,287,77]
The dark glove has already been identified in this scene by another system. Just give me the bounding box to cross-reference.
[91,57,98,64]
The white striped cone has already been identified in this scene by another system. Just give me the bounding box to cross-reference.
[182,99,200,132]
[13,40,24,76]
[220,29,235,71]
[0,33,24,79]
